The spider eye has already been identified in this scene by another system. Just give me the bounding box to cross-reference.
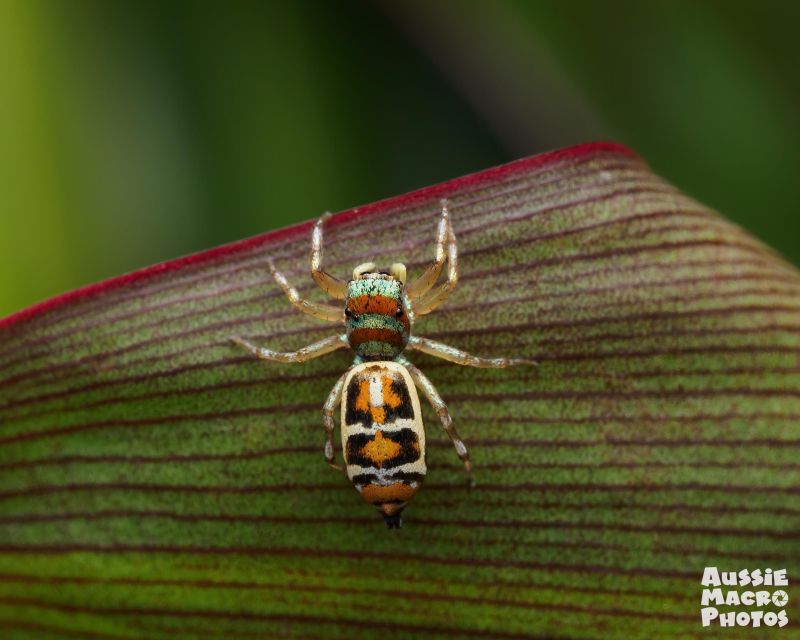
[395,307,403,317]
[345,308,354,319]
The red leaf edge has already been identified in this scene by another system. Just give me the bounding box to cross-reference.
[0,141,637,332]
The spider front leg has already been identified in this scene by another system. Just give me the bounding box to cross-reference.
[406,200,450,301]
[322,371,349,472]
[311,212,348,299]
[407,336,537,368]
[230,334,348,363]
[400,357,475,488]
[269,259,342,322]
[413,217,459,316]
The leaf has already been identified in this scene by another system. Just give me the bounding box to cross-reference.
[0,142,798,639]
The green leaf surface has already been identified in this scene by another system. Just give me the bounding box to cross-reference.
[0,142,798,639]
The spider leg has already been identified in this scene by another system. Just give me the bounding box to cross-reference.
[323,371,349,472]
[311,212,348,299]
[269,259,343,322]
[230,334,348,363]
[406,200,450,301]
[407,336,537,368]
[412,222,458,316]
[401,357,474,487]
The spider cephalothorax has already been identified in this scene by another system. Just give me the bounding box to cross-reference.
[345,266,412,360]
[231,201,535,528]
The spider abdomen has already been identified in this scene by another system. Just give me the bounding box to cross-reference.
[340,361,426,528]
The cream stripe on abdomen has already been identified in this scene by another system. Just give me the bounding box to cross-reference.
[368,373,384,409]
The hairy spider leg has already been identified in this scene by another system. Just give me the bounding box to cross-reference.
[268,259,342,322]
[400,356,474,487]
[230,334,348,363]
[311,212,348,299]
[406,200,451,301]
[413,221,458,316]
[407,336,537,368]
[323,371,349,472]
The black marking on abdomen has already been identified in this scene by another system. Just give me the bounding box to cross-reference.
[345,428,421,469]
[351,471,426,485]
[344,374,414,427]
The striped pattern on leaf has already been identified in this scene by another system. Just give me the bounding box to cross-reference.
[0,142,798,639]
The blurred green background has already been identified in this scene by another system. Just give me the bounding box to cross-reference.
[1,0,798,318]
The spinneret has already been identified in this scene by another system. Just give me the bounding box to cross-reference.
[232,201,535,528]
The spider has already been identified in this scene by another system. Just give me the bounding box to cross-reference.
[231,201,535,527]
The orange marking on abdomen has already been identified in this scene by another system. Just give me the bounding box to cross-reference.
[359,431,402,467]
[354,379,371,414]
[360,482,419,505]
[381,374,402,408]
